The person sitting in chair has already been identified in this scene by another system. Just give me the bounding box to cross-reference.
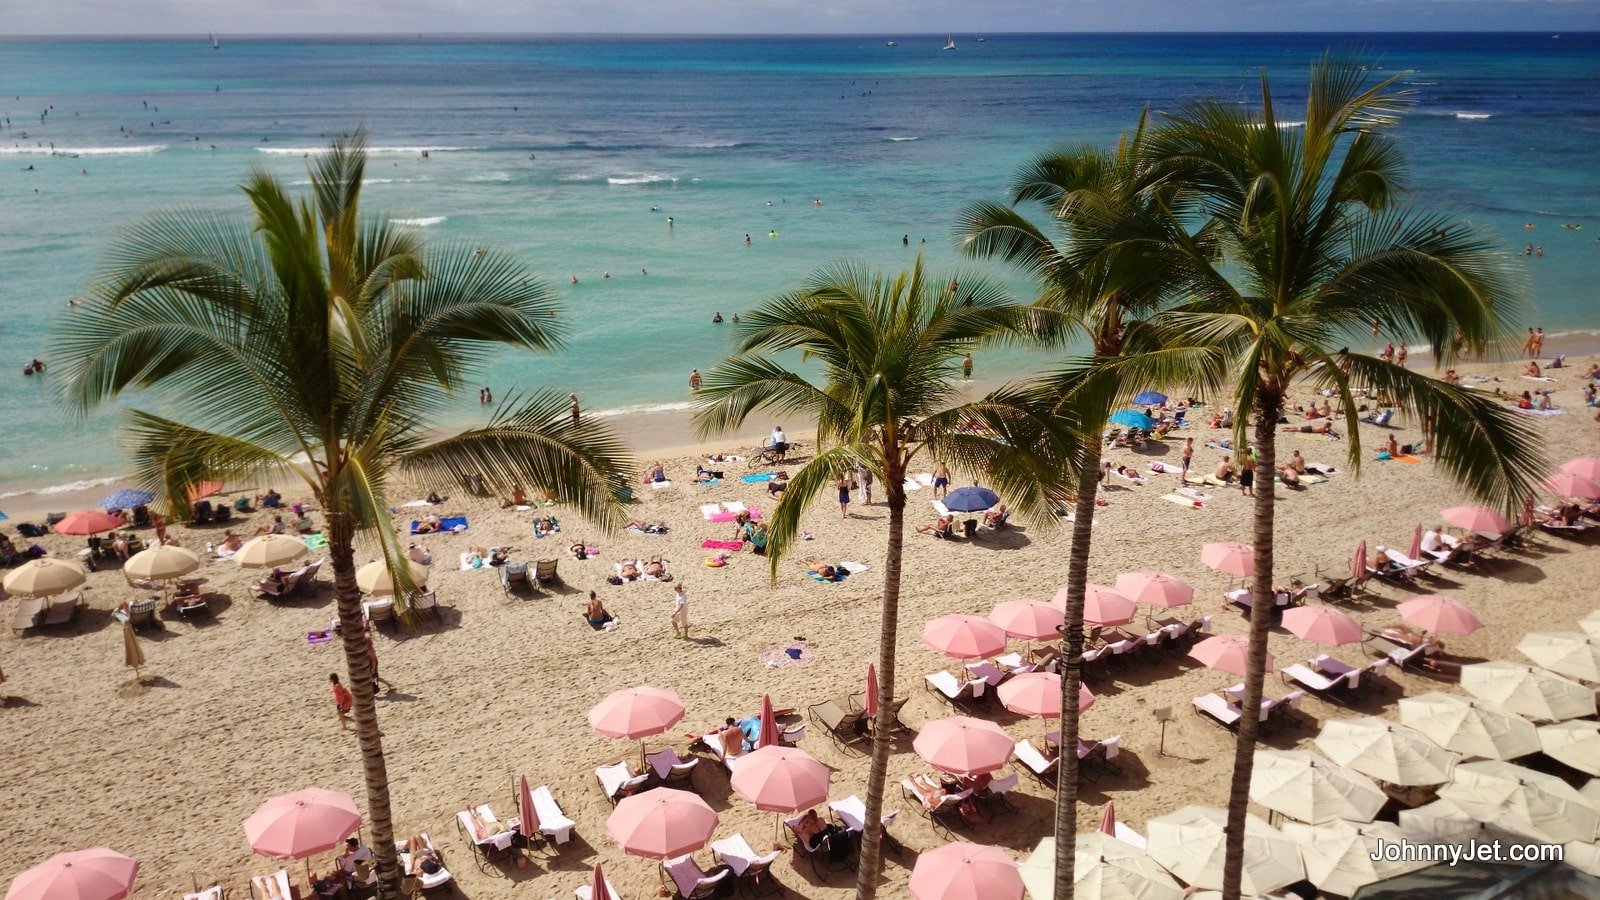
[792,808,850,861]
[917,514,956,539]
[982,504,1009,528]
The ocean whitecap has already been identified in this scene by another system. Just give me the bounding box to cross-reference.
[393,216,447,227]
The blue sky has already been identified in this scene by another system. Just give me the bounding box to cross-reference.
[9,0,1598,35]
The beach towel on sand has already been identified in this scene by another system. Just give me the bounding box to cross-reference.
[709,509,761,524]
[303,533,329,550]
[1162,493,1204,509]
[411,515,468,535]
[1508,405,1565,417]
[702,539,745,551]
[741,472,776,483]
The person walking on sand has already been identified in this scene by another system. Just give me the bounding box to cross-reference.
[330,673,353,730]
[856,462,874,505]
[932,462,951,499]
[671,582,689,639]
[836,475,852,517]
[1181,437,1194,482]
[366,639,395,694]
[689,369,702,391]
[569,393,580,425]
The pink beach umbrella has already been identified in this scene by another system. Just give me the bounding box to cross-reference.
[865,664,880,718]
[1543,472,1600,500]
[923,614,1008,660]
[1079,585,1139,627]
[730,746,831,813]
[989,599,1063,642]
[244,788,362,860]
[1398,595,1484,636]
[756,694,780,749]
[1352,540,1368,581]
[588,686,686,763]
[1560,457,1600,481]
[1408,524,1424,562]
[1201,542,1255,576]
[908,842,1023,900]
[606,788,718,860]
[587,864,617,900]
[1189,634,1272,677]
[913,716,1015,776]
[1115,571,1195,610]
[1441,505,1511,536]
[6,849,139,900]
[996,671,1094,718]
[516,775,540,845]
[1282,606,1363,646]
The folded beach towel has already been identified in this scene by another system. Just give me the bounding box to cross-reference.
[303,533,329,549]
[1162,493,1204,509]
[741,472,776,483]
[650,480,673,489]
[400,500,431,508]
[306,630,334,644]
[700,503,721,519]
[702,539,745,551]
[902,480,923,492]
[840,561,869,574]
[1508,405,1565,416]
[1146,462,1175,474]
[1306,462,1337,474]
[410,515,468,535]
[915,473,935,486]
[1521,375,1557,383]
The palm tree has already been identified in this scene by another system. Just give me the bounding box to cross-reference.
[692,257,1068,900]
[1134,58,1545,898]
[56,133,632,896]
[959,115,1221,897]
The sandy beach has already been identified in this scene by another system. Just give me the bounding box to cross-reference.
[4,352,1599,899]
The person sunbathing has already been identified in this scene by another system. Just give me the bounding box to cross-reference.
[406,544,432,566]
[1442,369,1461,384]
[1525,361,1542,378]
[643,462,666,483]
[767,471,789,496]
[1284,419,1334,434]
[584,592,616,629]
[415,515,443,534]
[1112,464,1143,481]
[694,466,716,483]
[917,514,956,539]
[804,558,844,581]
[1586,363,1600,380]
[792,809,850,860]
[488,547,509,567]
[425,490,446,504]
[1288,450,1307,473]
[466,807,504,842]
[643,557,666,578]
[403,835,443,877]
[1381,624,1445,656]
[909,774,986,825]
[1303,405,1325,420]
[626,519,668,534]
[618,560,641,581]
[1536,392,1554,411]
[569,541,590,560]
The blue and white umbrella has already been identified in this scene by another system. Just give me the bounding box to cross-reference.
[100,488,155,510]
[1133,390,1168,406]
[1108,409,1157,430]
[943,486,1001,513]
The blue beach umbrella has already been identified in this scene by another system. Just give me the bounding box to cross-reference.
[100,488,155,510]
[1108,409,1156,430]
[1132,390,1167,406]
[943,485,1001,513]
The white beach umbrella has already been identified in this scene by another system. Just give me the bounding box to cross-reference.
[234,534,308,570]
[1279,820,1429,897]
[124,545,201,582]
[1579,610,1600,639]
[1398,798,1533,847]
[1398,692,1540,760]
[355,558,428,596]
[1460,661,1596,722]
[1020,834,1183,900]
[2,558,87,598]
[1145,806,1302,895]
[1562,840,1600,878]
[1517,632,1600,683]
[1249,749,1386,824]
[1538,721,1600,776]
[1437,759,1600,845]
[1313,717,1460,786]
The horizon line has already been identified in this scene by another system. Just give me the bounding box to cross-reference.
[2,29,1594,40]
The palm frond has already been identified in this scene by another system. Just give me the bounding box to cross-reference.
[761,444,866,581]
[122,410,309,520]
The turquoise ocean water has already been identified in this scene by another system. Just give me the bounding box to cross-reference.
[0,33,1596,496]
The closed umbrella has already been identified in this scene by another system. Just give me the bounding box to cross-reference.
[1114,571,1193,610]
[1248,749,1385,824]
[943,486,1001,513]
[515,775,540,848]
[1461,661,1595,721]
[121,621,146,681]
[1132,390,1168,406]
[1145,806,1303,895]
[1099,802,1117,837]
[53,509,126,536]
[1352,540,1367,581]
[244,788,362,861]
[997,671,1094,719]
[1108,409,1156,430]
[913,716,1015,776]
[1279,820,1428,898]
[1281,606,1362,646]
[1313,717,1459,786]
[923,614,1007,660]
[6,848,140,900]
[1397,595,1483,636]
[124,545,201,583]
[865,664,879,718]
[1069,585,1138,627]
[989,599,1063,642]
[1200,542,1254,576]
[588,686,686,765]
[1559,457,1600,481]
[100,489,155,510]
[909,842,1022,900]
[606,788,717,860]
[1517,632,1600,683]
[1438,759,1600,844]
[1440,505,1510,536]
[3,558,87,598]
[1542,472,1600,499]
[355,558,428,596]
[1188,634,1271,677]
[1407,523,1424,562]
[1399,692,1539,760]
[1538,721,1600,776]
[1019,834,1183,900]
[234,534,308,570]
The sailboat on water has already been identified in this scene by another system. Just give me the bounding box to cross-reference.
[943,35,956,51]
[210,33,219,49]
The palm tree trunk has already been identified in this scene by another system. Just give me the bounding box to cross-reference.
[855,476,906,900]
[1052,437,1105,898]
[329,512,401,897]
[1220,391,1282,900]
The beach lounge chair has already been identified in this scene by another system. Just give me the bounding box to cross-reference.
[712,834,783,896]
[407,590,440,627]
[1193,693,1243,730]
[573,875,623,900]
[808,699,867,745]
[531,785,576,845]
[901,777,973,827]
[1014,739,1059,782]
[1281,663,1355,701]
[250,870,292,900]
[1080,735,1125,778]
[994,652,1038,676]
[663,854,731,899]
[500,561,534,599]
[396,833,452,895]
[646,748,700,789]
[1384,642,1431,671]
[978,771,1022,814]
[455,804,516,871]
[1265,691,1306,732]
[785,812,850,878]
[183,886,223,900]
[171,582,208,617]
[250,570,301,601]
[10,596,47,636]
[535,558,560,584]
[829,794,900,844]
[127,596,160,630]
[924,669,987,706]
[596,760,650,805]
[364,598,395,630]
[780,723,806,744]
[17,591,83,635]
[964,660,1010,688]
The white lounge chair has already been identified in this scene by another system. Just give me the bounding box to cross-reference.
[250,870,292,900]
[964,660,1009,687]
[829,794,899,834]
[1282,663,1349,697]
[780,723,805,745]
[712,833,783,891]
[994,652,1038,675]
[1014,739,1059,780]
[532,785,576,844]
[184,886,222,900]
[664,854,731,899]
[456,804,516,869]
[1113,822,1147,849]
[597,761,649,804]
[1193,693,1242,730]
[647,747,700,787]
[925,669,986,704]
[396,833,452,893]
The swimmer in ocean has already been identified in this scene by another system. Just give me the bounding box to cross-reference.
[769,230,777,238]
[667,216,673,228]
[903,234,909,247]
[570,275,579,285]
[744,234,751,245]
[712,312,723,324]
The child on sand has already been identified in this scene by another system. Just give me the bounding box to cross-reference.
[330,673,353,730]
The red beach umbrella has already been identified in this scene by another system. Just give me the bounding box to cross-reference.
[52,509,126,536]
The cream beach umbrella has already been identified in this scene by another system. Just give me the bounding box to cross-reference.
[1438,759,1600,844]
[1398,797,1531,847]
[1145,806,1302,895]
[234,534,308,570]
[1517,632,1600,683]
[1249,749,1386,824]
[1313,717,1459,786]
[2,558,87,598]
[1460,661,1596,722]
[355,558,428,596]
[1579,609,1600,639]
[1279,820,1428,898]
[1398,692,1540,760]
[1020,834,1183,900]
[1538,721,1600,776]
[124,545,201,583]
[1564,840,1600,878]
